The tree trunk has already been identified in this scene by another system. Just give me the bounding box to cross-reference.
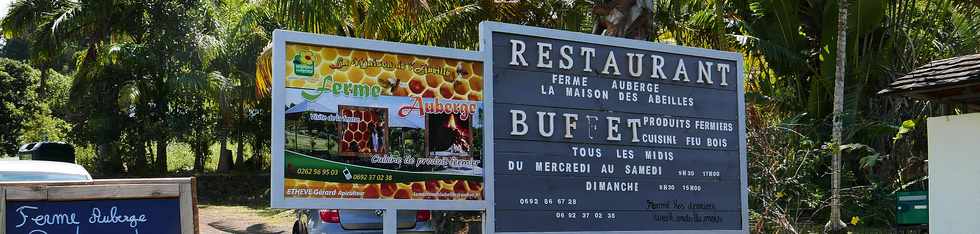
[37,66,49,97]
[236,137,245,170]
[134,138,147,174]
[193,141,206,173]
[156,139,169,174]
[149,73,172,174]
[194,151,203,172]
[217,83,232,172]
[217,136,232,172]
[825,0,848,233]
[95,143,107,176]
[253,137,263,169]
[592,0,656,40]
[98,142,123,175]
[193,132,210,173]
[194,151,204,172]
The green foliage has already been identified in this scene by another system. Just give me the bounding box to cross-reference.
[0,58,40,156]
[747,114,826,232]
[0,0,975,230]
[892,119,917,142]
[259,0,595,50]
[0,0,260,174]
[18,104,71,143]
[0,58,70,157]
[0,38,30,60]
[739,0,977,229]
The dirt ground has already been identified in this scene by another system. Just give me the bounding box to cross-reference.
[198,205,295,234]
[196,205,484,234]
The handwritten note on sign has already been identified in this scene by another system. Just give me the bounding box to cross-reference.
[5,198,180,234]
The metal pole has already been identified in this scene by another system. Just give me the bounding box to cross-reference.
[483,210,491,234]
[383,208,397,234]
[1,187,7,233]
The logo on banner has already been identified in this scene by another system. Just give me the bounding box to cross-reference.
[292,50,317,76]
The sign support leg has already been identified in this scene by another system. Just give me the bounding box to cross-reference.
[483,210,491,234]
[383,208,397,234]
[1,187,6,233]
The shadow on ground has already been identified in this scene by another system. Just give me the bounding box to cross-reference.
[208,222,286,234]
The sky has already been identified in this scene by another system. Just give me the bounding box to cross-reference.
[0,0,9,20]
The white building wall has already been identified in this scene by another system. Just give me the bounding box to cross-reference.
[928,113,980,233]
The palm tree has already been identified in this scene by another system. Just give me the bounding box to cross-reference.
[2,0,147,73]
[2,0,149,172]
[825,0,848,232]
[2,0,225,174]
[253,0,595,88]
[0,0,73,96]
[213,10,275,170]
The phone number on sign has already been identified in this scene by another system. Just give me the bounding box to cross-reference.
[351,174,393,181]
[555,211,616,219]
[296,168,339,176]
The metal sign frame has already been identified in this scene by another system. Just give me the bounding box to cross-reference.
[479,22,748,234]
[270,29,488,211]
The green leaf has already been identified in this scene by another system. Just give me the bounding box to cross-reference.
[900,120,915,132]
[840,143,871,152]
[859,153,880,169]
[892,119,917,142]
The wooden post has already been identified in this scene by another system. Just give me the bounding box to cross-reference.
[191,177,199,234]
[180,181,194,234]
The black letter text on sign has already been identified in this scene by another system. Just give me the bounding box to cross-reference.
[481,22,748,233]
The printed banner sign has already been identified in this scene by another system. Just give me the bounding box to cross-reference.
[274,34,485,205]
[482,22,747,233]
[5,198,180,234]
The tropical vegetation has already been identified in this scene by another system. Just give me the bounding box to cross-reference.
[1,0,978,232]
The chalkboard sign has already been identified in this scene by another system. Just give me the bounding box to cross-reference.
[1,178,198,234]
[480,22,747,233]
[5,198,180,234]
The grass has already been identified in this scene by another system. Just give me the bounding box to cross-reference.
[169,141,262,173]
[74,141,263,174]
